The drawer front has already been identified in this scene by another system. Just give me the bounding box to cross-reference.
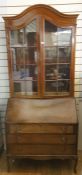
[7,144,76,155]
[7,123,77,134]
[7,134,77,145]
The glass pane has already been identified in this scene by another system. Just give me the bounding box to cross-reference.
[10,29,25,46]
[25,47,37,64]
[45,65,57,80]
[58,47,71,63]
[25,65,38,80]
[45,47,57,63]
[14,81,26,95]
[58,64,70,79]
[45,81,58,92]
[25,20,36,46]
[45,20,57,46]
[58,80,69,92]
[10,19,38,96]
[11,48,25,67]
[57,28,72,46]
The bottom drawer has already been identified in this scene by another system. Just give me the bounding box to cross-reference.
[7,144,76,155]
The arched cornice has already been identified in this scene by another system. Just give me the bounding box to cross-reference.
[3,4,79,29]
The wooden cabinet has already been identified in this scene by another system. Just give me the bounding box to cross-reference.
[3,4,78,172]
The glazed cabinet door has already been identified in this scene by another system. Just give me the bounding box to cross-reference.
[10,19,40,97]
[43,20,72,97]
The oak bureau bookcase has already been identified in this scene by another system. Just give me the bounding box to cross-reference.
[3,4,78,172]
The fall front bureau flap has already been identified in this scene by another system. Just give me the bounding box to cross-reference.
[6,97,77,124]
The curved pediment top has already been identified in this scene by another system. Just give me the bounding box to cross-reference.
[3,4,79,29]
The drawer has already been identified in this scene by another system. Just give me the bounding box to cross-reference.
[17,134,77,144]
[7,144,76,155]
[6,123,77,134]
[7,134,77,144]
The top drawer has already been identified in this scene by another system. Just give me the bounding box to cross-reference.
[7,123,77,134]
